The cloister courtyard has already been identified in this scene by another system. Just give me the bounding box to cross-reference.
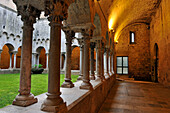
[0,0,170,113]
[0,74,78,108]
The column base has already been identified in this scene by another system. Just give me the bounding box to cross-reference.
[12,94,37,107]
[41,93,67,112]
[80,81,93,90]
[96,76,105,82]
[77,75,83,81]
[109,72,114,76]
[61,81,74,88]
[90,75,95,80]
[104,72,110,77]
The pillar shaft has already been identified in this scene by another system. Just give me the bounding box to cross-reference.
[80,31,93,90]
[90,42,95,80]
[9,52,13,69]
[96,41,101,79]
[61,30,75,88]
[13,52,17,69]
[41,1,70,112]
[0,50,2,68]
[109,52,113,76]
[77,39,84,80]
[104,49,110,77]
[37,54,39,66]
[60,53,62,70]
[12,4,40,106]
[101,45,105,80]
[46,53,49,69]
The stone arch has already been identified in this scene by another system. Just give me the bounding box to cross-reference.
[2,32,8,36]
[5,43,15,51]
[115,22,149,42]
[71,46,80,70]
[16,47,21,68]
[0,44,14,69]
[36,46,46,68]
[66,0,94,25]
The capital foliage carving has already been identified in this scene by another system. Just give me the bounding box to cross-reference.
[81,28,94,38]
[13,0,41,26]
[90,42,95,49]
[64,30,75,44]
[45,0,69,23]
[78,38,84,48]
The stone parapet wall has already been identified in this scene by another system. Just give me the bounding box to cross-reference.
[68,75,116,113]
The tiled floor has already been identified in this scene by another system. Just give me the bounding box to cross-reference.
[99,80,170,113]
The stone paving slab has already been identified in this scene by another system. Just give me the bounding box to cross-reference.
[99,80,170,113]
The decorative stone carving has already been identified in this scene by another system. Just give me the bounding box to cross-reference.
[44,0,69,23]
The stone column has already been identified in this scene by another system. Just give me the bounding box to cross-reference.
[96,40,102,80]
[63,52,66,70]
[101,43,105,80]
[113,42,117,76]
[13,5,40,106]
[80,29,93,90]
[13,51,18,69]
[90,42,95,80]
[37,54,39,66]
[46,53,49,69]
[60,53,63,70]
[61,30,75,88]
[0,50,2,68]
[41,1,71,112]
[77,39,84,80]
[109,51,114,76]
[9,52,13,69]
[112,53,114,74]
[104,48,110,77]
[32,53,36,67]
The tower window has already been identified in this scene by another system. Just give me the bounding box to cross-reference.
[130,31,135,44]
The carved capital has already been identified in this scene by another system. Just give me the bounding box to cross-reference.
[81,27,94,38]
[77,38,84,48]
[14,3,41,26]
[45,1,69,23]
[90,42,95,49]
[64,30,75,44]
[96,40,102,49]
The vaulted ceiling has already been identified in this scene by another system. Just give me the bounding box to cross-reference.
[12,0,161,42]
[97,0,161,41]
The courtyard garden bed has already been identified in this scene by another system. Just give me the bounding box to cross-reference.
[0,73,78,108]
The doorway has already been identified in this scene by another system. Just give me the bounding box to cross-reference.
[154,43,159,82]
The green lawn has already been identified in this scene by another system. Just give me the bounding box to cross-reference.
[0,73,78,108]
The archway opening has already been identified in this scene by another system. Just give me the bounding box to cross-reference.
[16,47,21,68]
[71,46,80,70]
[38,48,46,68]
[154,43,159,82]
[61,54,65,70]
[0,44,15,69]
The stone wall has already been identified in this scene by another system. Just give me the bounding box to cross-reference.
[115,24,151,81]
[150,0,170,86]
